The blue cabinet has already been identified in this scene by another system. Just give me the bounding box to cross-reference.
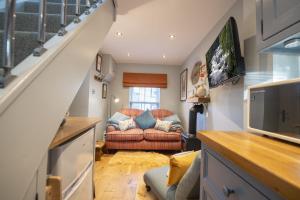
[200,144,283,200]
[257,0,300,51]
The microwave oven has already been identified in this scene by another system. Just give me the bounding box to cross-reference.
[247,78,300,144]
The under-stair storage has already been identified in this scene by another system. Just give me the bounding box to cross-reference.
[48,117,100,200]
[49,129,95,192]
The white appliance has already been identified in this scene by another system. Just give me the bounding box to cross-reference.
[49,129,95,200]
[247,77,300,144]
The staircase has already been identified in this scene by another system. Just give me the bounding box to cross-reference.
[0,0,96,87]
[0,0,115,199]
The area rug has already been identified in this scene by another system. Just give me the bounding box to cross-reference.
[109,151,169,167]
[108,151,169,200]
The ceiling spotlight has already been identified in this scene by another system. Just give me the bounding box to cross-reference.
[162,55,166,59]
[115,32,123,37]
[127,53,131,57]
[284,38,300,48]
[169,34,175,40]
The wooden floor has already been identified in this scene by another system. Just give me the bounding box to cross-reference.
[94,152,169,200]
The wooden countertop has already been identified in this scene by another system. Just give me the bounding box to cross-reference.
[49,117,101,149]
[197,131,300,200]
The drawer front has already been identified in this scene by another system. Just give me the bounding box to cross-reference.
[50,129,95,190]
[64,163,93,200]
[202,150,268,200]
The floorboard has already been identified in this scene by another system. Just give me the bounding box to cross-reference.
[94,152,169,200]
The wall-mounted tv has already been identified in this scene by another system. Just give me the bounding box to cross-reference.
[205,17,245,88]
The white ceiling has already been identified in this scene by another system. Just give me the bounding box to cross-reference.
[101,0,237,66]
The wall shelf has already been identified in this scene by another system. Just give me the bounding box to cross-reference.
[187,96,210,103]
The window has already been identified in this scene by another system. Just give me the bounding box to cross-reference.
[129,87,160,110]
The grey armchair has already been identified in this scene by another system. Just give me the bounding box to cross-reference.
[143,151,201,200]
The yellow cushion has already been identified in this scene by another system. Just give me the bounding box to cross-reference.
[167,151,197,186]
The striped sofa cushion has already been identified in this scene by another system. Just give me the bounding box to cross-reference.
[105,128,144,141]
[144,129,181,141]
[105,140,182,150]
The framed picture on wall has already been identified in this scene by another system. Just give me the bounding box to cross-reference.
[102,83,107,99]
[180,68,188,101]
[96,53,102,73]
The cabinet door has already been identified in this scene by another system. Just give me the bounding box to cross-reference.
[201,150,268,200]
[50,129,95,191]
[262,0,300,40]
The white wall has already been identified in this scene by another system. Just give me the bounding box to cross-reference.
[69,72,90,116]
[69,59,112,140]
[243,0,256,40]
[179,0,245,131]
[88,60,110,140]
[110,63,181,115]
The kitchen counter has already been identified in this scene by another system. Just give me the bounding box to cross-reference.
[49,117,101,149]
[197,131,300,200]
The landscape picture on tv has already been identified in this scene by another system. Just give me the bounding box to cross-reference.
[206,17,244,88]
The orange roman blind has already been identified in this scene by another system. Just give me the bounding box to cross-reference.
[123,72,167,88]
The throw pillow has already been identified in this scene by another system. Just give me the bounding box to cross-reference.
[163,114,181,124]
[108,112,130,124]
[167,151,197,186]
[175,151,201,199]
[154,119,172,132]
[135,110,156,130]
[169,124,183,132]
[119,118,136,131]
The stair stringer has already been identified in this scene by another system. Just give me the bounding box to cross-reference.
[0,1,114,199]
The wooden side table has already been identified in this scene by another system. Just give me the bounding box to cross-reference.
[95,141,105,161]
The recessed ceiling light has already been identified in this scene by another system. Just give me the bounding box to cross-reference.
[169,34,175,40]
[115,32,123,37]
[162,54,166,59]
[127,52,131,57]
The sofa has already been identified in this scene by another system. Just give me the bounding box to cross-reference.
[105,108,182,151]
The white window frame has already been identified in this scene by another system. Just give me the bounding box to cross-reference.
[129,87,160,110]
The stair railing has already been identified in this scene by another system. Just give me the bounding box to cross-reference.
[92,0,98,8]
[0,0,17,88]
[85,0,91,15]
[33,0,47,56]
[74,0,81,23]
[0,0,105,88]
[58,0,68,36]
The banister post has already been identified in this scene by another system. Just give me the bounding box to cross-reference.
[33,0,47,56]
[58,0,68,36]
[0,0,17,88]
[73,0,81,23]
[85,0,91,15]
[91,0,97,8]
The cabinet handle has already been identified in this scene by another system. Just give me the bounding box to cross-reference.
[222,186,235,197]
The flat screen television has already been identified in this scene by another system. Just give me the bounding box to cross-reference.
[206,17,245,88]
